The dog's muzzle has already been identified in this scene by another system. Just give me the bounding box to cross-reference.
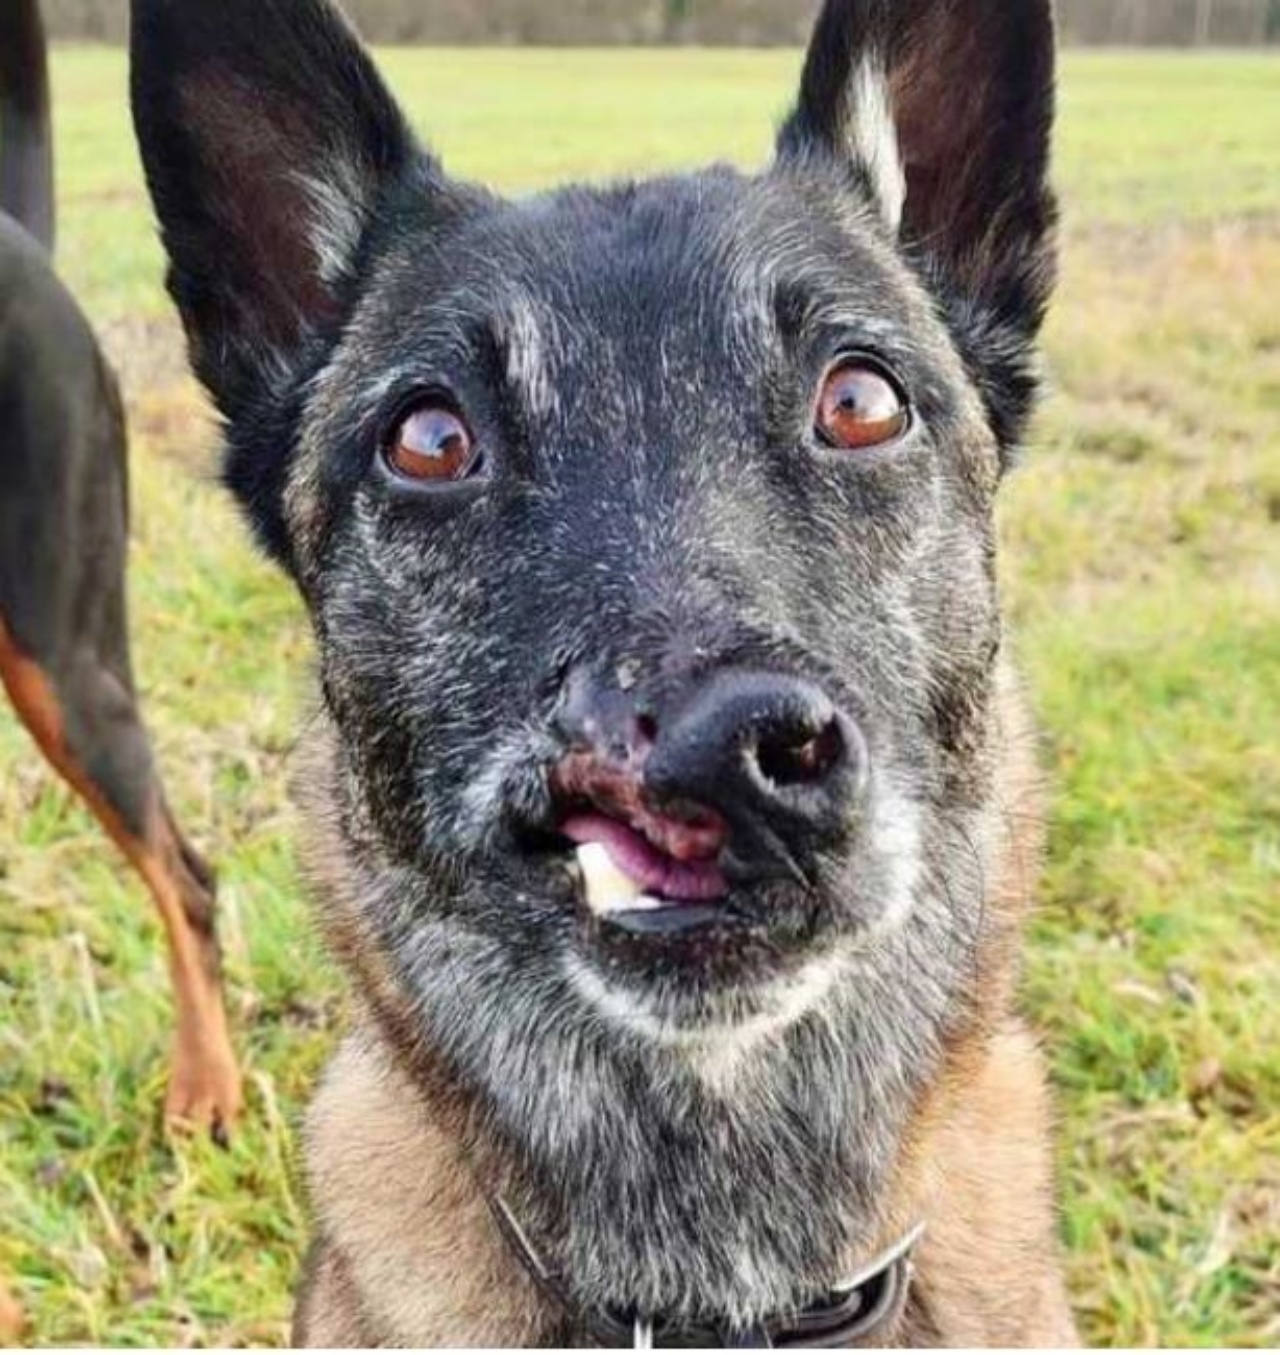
[548,664,866,927]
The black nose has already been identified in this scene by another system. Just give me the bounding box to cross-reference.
[554,664,866,883]
[644,671,865,882]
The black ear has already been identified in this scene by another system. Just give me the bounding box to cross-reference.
[779,0,1058,450]
[130,0,425,416]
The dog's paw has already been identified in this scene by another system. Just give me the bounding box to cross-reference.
[0,1282,26,1348]
[164,1041,245,1146]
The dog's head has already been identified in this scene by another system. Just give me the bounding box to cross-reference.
[133,0,1055,1047]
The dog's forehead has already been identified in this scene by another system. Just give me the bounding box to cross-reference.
[363,166,920,361]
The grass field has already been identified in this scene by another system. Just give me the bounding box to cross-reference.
[2,47,1278,1347]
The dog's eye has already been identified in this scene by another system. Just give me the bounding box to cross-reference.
[385,404,479,483]
[815,360,909,451]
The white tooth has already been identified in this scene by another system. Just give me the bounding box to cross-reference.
[627,894,668,912]
[575,843,647,916]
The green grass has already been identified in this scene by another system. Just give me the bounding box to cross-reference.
[2,47,1278,1347]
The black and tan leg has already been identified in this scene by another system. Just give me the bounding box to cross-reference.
[0,615,242,1135]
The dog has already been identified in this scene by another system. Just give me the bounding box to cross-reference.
[132,0,1079,1342]
[0,0,240,1138]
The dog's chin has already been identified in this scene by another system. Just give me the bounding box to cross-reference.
[562,928,852,1055]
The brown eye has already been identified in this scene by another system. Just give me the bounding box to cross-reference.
[815,360,909,451]
[385,404,479,483]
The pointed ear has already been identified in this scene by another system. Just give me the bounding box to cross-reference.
[130,0,427,414]
[778,0,1057,445]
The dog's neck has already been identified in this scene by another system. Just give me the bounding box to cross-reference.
[481,962,931,1320]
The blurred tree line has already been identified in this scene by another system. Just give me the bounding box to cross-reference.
[38,0,1280,45]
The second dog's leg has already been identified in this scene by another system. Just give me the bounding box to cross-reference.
[130,797,243,1136]
[0,1280,24,1346]
[0,617,242,1136]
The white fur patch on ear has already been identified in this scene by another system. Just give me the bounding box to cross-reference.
[295,157,373,287]
[846,61,905,232]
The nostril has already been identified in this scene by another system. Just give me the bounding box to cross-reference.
[755,717,844,789]
[633,712,658,749]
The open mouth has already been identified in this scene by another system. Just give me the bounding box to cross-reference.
[552,754,734,932]
[565,815,728,910]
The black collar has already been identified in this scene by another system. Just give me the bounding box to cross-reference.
[490,1197,925,1349]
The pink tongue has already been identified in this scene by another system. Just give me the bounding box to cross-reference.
[563,814,729,904]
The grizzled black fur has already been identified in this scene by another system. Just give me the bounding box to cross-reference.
[133,0,1058,1330]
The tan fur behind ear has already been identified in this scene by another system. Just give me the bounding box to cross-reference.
[294,1242,379,1346]
[911,1024,1079,1347]
[300,1026,549,1347]
[896,667,1076,1346]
